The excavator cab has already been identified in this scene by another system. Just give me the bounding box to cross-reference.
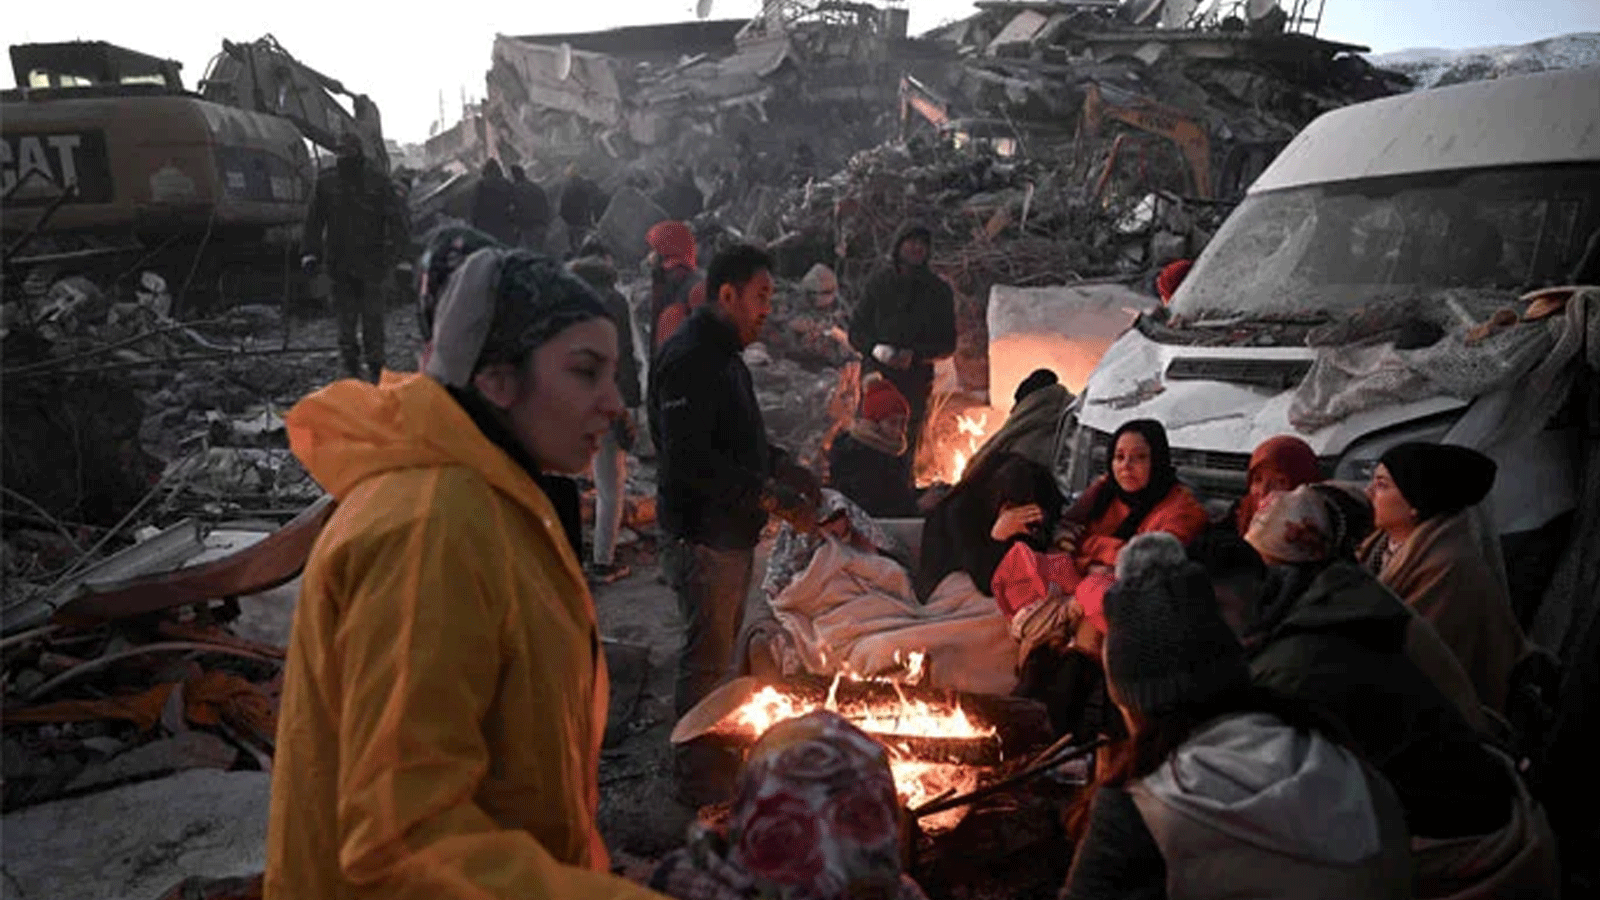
[7,42,185,96]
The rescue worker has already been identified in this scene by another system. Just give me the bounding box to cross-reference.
[568,237,642,585]
[849,222,957,489]
[266,239,666,899]
[470,158,517,245]
[509,164,551,252]
[649,243,818,805]
[645,220,706,354]
[302,132,408,382]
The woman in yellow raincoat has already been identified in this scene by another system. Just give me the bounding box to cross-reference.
[265,233,666,900]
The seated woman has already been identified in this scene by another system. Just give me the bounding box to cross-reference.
[652,711,929,900]
[1063,534,1412,900]
[913,450,1063,602]
[964,368,1074,473]
[1358,442,1527,714]
[998,419,1207,737]
[826,374,920,518]
[1231,434,1323,536]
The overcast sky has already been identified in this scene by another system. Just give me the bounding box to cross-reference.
[7,0,1598,143]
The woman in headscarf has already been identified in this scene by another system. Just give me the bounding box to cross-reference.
[1064,533,1411,900]
[651,710,928,900]
[1358,442,1527,714]
[1232,435,1323,536]
[265,239,666,899]
[1242,484,1558,900]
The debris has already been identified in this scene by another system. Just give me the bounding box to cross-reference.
[65,731,238,794]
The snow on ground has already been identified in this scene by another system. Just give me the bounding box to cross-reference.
[1368,32,1600,89]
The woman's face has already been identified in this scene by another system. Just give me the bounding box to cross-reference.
[477,318,624,475]
[1112,431,1153,494]
[1366,464,1415,533]
[1247,465,1294,506]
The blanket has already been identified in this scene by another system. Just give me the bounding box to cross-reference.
[769,538,1019,696]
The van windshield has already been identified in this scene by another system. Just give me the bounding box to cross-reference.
[1168,163,1600,328]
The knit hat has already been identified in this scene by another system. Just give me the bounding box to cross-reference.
[1014,368,1059,404]
[1104,533,1250,721]
[647,220,697,270]
[860,374,910,423]
[425,248,608,388]
[1156,258,1193,303]
[1379,442,1497,522]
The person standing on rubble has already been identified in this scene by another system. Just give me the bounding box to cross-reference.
[560,163,606,252]
[649,242,819,805]
[508,164,551,253]
[849,222,957,487]
[302,132,409,383]
[267,239,667,900]
[470,158,518,245]
[646,220,707,354]
[569,237,643,585]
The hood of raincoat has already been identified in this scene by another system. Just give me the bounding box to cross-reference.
[288,371,555,525]
[1134,712,1384,866]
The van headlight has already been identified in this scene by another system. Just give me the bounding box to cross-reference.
[1333,414,1461,482]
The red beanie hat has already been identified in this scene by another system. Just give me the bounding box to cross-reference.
[860,375,910,423]
[1157,258,1193,303]
[646,220,697,270]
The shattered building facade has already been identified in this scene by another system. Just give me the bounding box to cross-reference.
[484,2,954,178]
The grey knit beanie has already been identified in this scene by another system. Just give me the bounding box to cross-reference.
[1104,533,1250,721]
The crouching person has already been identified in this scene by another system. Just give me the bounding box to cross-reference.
[651,711,929,900]
[1063,533,1412,900]
[266,247,666,898]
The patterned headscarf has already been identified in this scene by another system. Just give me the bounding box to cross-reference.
[652,711,928,900]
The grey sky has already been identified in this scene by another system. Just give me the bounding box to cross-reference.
[7,1,1598,143]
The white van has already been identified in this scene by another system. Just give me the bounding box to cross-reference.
[1061,67,1600,621]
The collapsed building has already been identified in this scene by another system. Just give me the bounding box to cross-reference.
[482,3,954,180]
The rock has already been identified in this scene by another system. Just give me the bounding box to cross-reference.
[65,732,239,794]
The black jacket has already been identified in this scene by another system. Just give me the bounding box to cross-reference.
[470,173,517,245]
[848,225,957,386]
[1248,561,1514,838]
[649,306,781,549]
[510,177,550,239]
[826,432,918,518]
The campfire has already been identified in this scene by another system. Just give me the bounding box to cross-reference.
[917,404,1001,487]
[698,660,1038,831]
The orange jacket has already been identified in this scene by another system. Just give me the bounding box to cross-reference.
[267,372,664,900]
[1072,475,1209,571]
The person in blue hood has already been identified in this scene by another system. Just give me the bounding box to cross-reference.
[1063,532,1413,900]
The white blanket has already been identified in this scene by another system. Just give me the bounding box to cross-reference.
[769,538,1019,696]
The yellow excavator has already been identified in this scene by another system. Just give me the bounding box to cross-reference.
[1082,81,1283,203]
[2,37,385,310]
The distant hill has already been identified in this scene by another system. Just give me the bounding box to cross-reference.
[1368,32,1600,89]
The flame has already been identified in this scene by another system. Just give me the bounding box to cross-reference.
[725,661,996,827]
[947,411,990,483]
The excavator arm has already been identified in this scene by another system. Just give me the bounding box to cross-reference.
[197,35,387,171]
[1083,81,1212,200]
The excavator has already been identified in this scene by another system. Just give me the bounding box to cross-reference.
[2,36,387,312]
[1081,80,1284,203]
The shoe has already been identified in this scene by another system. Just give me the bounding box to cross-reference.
[585,561,631,586]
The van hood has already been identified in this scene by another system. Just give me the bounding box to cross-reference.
[1076,327,1465,456]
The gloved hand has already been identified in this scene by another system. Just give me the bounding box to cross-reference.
[300,254,319,276]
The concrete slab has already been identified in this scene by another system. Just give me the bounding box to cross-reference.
[1,769,271,900]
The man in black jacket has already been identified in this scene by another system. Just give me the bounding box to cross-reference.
[649,243,816,800]
[848,222,957,489]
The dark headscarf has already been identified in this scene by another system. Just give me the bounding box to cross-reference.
[912,451,1062,601]
[1379,442,1497,522]
[1089,418,1179,540]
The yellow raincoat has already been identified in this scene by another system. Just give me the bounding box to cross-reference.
[266,372,664,900]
